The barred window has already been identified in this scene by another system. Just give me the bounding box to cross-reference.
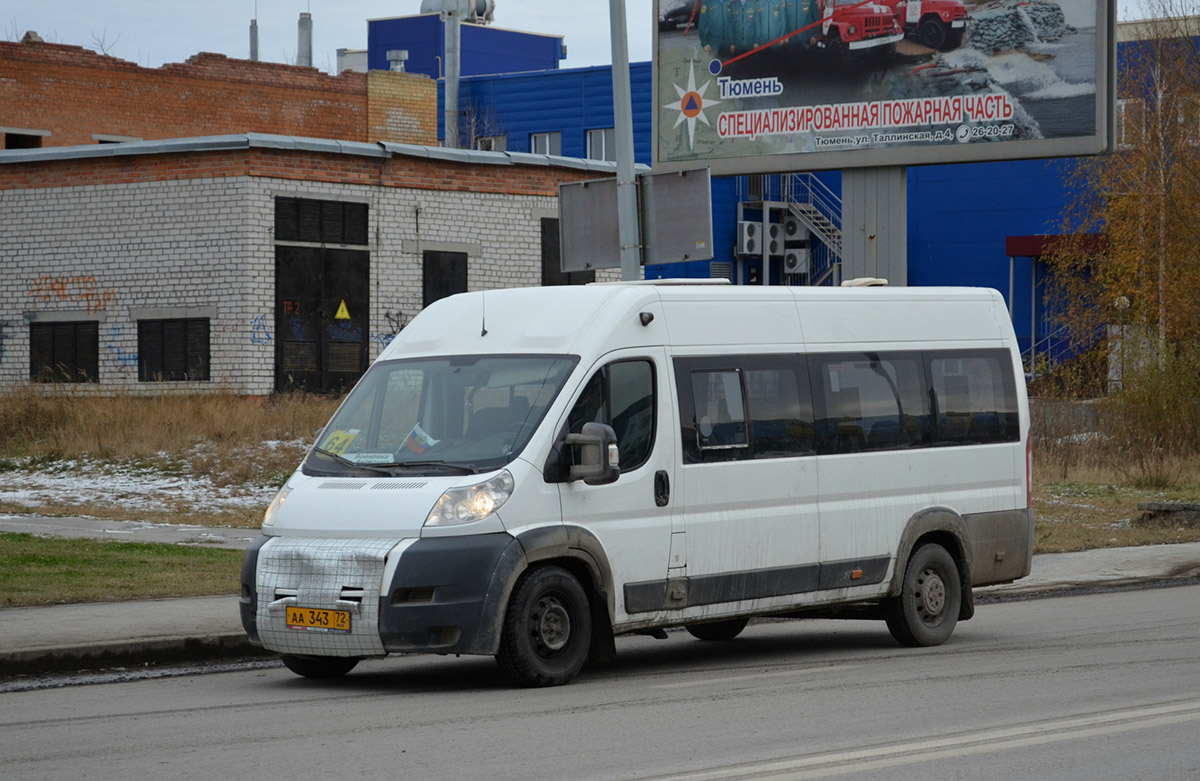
[274,197,368,246]
[138,318,210,382]
[29,321,99,383]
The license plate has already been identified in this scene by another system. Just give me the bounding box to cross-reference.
[286,606,351,634]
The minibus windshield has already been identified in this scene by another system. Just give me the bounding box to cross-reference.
[303,354,578,477]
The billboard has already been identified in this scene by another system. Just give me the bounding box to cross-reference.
[653,0,1115,174]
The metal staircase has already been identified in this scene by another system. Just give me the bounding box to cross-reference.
[737,173,844,286]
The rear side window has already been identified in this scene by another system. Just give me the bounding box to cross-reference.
[813,353,930,455]
[675,355,813,464]
[928,351,1019,444]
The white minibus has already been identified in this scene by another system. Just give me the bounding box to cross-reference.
[240,281,1033,686]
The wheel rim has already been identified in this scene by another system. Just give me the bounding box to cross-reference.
[915,566,947,625]
[919,22,945,48]
[533,595,571,654]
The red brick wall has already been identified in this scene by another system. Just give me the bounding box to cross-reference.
[0,39,437,147]
[0,147,604,197]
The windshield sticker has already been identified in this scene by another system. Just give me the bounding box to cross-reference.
[345,452,396,464]
[406,422,440,455]
[321,429,359,455]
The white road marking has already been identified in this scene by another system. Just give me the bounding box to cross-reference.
[644,698,1200,780]
[651,665,860,690]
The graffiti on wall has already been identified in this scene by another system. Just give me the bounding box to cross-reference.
[250,314,273,345]
[103,323,138,377]
[370,309,408,349]
[27,275,116,313]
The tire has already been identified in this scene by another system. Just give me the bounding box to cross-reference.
[496,566,592,687]
[825,31,848,66]
[280,654,360,679]
[885,543,961,647]
[916,17,947,49]
[685,617,749,641]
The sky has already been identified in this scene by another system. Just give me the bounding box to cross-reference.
[0,1,658,73]
[0,0,1162,73]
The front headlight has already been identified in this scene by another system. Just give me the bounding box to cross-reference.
[425,470,514,527]
[262,484,293,528]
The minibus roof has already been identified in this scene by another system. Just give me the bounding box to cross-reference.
[376,283,1007,363]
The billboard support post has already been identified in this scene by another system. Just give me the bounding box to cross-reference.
[609,0,641,281]
[842,166,908,285]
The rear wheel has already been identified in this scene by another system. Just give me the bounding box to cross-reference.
[916,17,947,49]
[280,654,360,679]
[885,543,961,647]
[496,566,592,687]
[685,617,749,641]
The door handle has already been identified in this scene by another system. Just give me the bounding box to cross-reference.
[654,470,670,507]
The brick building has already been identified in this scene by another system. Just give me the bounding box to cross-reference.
[0,135,619,395]
[0,33,436,148]
[0,35,622,395]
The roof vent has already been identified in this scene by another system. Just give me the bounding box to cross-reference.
[419,0,496,24]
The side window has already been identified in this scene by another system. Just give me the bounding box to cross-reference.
[567,360,656,472]
[745,363,814,457]
[675,355,813,463]
[813,353,930,454]
[691,370,748,452]
[928,351,1019,444]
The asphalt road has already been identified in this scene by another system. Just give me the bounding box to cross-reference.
[1,585,1197,780]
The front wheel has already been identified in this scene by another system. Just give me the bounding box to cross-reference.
[280,654,360,679]
[496,566,592,687]
[885,543,961,647]
[685,617,749,641]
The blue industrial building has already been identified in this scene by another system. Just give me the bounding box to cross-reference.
[367,12,1084,356]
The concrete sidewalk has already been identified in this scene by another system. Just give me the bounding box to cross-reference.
[2,541,1200,677]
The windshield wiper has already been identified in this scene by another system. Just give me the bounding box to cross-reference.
[380,460,478,475]
[310,447,396,476]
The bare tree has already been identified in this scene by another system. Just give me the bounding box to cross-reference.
[90,24,121,55]
[457,102,508,150]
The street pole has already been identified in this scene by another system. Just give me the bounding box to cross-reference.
[609,0,641,281]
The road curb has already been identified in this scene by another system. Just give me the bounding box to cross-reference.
[0,633,274,677]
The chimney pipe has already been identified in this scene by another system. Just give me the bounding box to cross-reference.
[443,1,464,148]
[297,12,313,67]
[249,18,259,61]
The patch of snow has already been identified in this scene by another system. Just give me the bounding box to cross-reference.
[0,459,277,515]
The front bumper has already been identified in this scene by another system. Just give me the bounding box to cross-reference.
[240,532,523,658]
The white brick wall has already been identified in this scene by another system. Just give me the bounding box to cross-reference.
[1,173,619,395]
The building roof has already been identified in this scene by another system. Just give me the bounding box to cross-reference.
[0,132,647,175]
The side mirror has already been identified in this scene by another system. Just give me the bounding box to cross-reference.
[565,422,620,486]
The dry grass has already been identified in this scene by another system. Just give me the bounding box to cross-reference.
[0,386,339,474]
[0,388,341,526]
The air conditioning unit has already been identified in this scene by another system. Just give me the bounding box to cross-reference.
[784,215,803,240]
[767,223,783,257]
[783,247,810,274]
[737,221,760,255]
